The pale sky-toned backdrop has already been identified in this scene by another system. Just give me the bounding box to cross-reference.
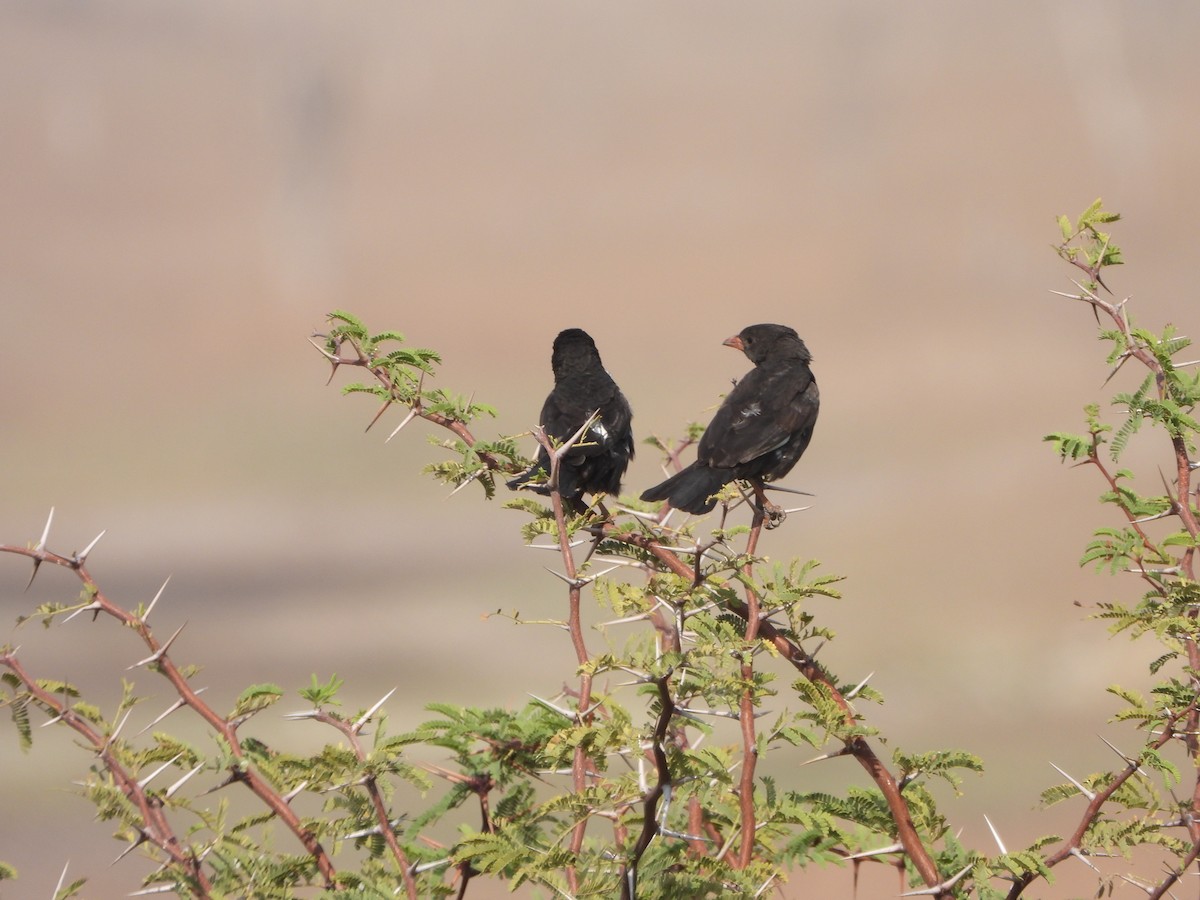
[3,3,1200,897]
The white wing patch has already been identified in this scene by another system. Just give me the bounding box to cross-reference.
[737,402,762,423]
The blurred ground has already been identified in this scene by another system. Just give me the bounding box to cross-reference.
[3,2,1200,897]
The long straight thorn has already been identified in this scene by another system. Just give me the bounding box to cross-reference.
[307,335,339,362]
[164,763,205,799]
[799,747,850,767]
[448,468,483,497]
[364,399,392,433]
[36,507,55,552]
[133,688,206,738]
[127,622,187,670]
[578,563,624,584]
[105,707,135,748]
[542,567,582,588]
[1098,734,1144,771]
[597,612,652,628]
[54,860,70,896]
[1068,848,1101,873]
[282,780,309,804]
[75,529,106,565]
[143,577,171,623]
[845,842,904,860]
[527,693,575,719]
[984,814,1008,854]
[26,507,55,590]
[385,406,419,443]
[529,539,589,551]
[62,602,104,624]
[111,832,147,865]
[760,483,815,497]
[353,686,398,734]
[844,671,875,700]
[136,752,183,789]
[1050,762,1097,801]
[899,864,972,896]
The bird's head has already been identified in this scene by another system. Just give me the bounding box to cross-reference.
[551,328,603,378]
[724,324,811,366]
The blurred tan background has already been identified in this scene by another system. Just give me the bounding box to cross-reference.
[3,2,1200,897]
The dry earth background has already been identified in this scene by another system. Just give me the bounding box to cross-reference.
[3,2,1200,897]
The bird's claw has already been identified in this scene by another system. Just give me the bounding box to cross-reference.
[762,501,787,529]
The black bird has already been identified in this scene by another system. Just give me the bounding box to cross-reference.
[640,324,818,523]
[507,328,634,512]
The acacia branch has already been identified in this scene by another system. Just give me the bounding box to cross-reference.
[0,650,213,896]
[312,329,948,893]
[735,510,765,869]
[0,543,338,889]
[620,671,674,900]
[599,525,946,892]
[534,420,601,895]
[308,709,419,900]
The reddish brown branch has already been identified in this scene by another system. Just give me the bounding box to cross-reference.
[0,544,338,889]
[309,709,419,900]
[313,336,948,893]
[735,510,765,869]
[0,651,213,897]
[597,525,946,892]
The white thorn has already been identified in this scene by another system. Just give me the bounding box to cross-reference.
[75,529,106,563]
[353,687,398,733]
[134,688,206,738]
[127,622,187,670]
[596,612,653,628]
[412,858,453,875]
[37,507,55,552]
[527,693,574,719]
[542,567,580,587]
[105,707,135,748]
[984,814,1008,855]
[385,406,419,443]
[579,563,623,583]
[143,577,171,623]
[111,832,147,866]
[62,601,104,623]
[899,864,972,896]
[448,468,483,497]
[282,780,309,803]
[799,747,848,766]
[164,763,204,799]
[136,753,183,790]
[845,842,904,860]
[528,539,589,551]
[54,860,70,895]
[1050,762,1097,801]
[844,671,875,700]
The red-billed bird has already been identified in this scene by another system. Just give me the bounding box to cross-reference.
[641,323,818,522]
[507,328,634,512]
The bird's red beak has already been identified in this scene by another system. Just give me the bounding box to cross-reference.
[722,335,745,351]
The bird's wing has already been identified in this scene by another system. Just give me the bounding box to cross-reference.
[541,380,629,456]
[698,365,816,468]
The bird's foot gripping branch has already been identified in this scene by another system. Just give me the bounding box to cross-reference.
[1,202,1197,898]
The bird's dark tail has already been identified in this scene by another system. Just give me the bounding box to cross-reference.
[639,464,731,514]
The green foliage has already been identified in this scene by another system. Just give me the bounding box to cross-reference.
[3,208,1199,897]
